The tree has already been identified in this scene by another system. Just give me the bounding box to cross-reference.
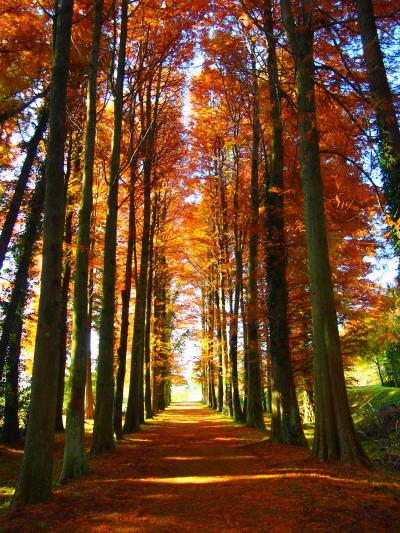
[92,0,128,453]
[124,71,162,433]
[1,174,45,442]
[355,0,400,252]
[245,45,265,430]
[61,0,104,481]
[262,0,307,447]
[113,108,138,437]
[280,0,369,465]
[55,133,77,433]
[12,0,75,506]
[0,108,48,272]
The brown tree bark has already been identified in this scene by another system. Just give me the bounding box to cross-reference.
[124,70,162,432]
[1,175,45,443]
[85,253,95,420]
[144,199,157,419]
[0,108,48,272]
[55,206,73,433]
[263,0,307,447]
[355,0,400,249]
[12,0,75,506]
[246,49,265,431]
[114,98,138,438]
[60,0,104,481]
[280,0,369,465]
[230,138,244,422]
[92,0,128,453]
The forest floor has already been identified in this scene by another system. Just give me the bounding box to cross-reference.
[1,403,400,532]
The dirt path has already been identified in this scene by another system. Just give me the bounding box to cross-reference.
[2,403,400,532]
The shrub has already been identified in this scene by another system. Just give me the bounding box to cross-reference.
[359,403,400,470]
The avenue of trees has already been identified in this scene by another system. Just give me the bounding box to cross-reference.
[0,0,398,506]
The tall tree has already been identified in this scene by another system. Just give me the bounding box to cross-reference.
[215,264,224,412]
[0,108,48,272]
[55,140,75,433]
[263,0,307,447]
[3,309,24,443]
[61,0,104,481]
[280,0,369,465]
[124,71,162,433]
[114,94,138,438]
[355,0,400,250]
[11,0,75,506]
[92,0,128,453]
[230,136,244,422]
[144,198,157,420]
[246,47,265,430]
[1,175,45,442]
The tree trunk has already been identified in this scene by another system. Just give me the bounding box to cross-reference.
[1,175,45,442]
[3,311,23,443]
[12,0,74,506]
[144,201,157,419]
[215,279,224,413]
[55,136,75,433]
[241,276,248,419]
[55,206,73,433]
[156,255,168,412]
[92,0,128,453]
[229,282,243,421]
[216,168,232,416]
[280,0,369,465]
[209,361,217,410]
[114,104,137,438]
[265,344,272,415]
[0,177,45,382]
[60,0,104,481]
[85,257,95,420]
[124,73,160,433]
[220,259,231,417]
[207,283,217,409]
[246,52,265,431]
[124,149,151,431]
[151,272,159,416]
[201,291,208,403]
[263,0,307,447]
[355,0,400,243]
[0,108,48,272]
[375,359,384,387]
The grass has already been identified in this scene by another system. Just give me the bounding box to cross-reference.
[347,385,400,468]
[347,385,400,424]
[261,385,400,466]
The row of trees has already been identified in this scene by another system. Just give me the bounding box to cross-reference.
[187,0,399,465]
[0,0,398,508]
[0,0,206,505]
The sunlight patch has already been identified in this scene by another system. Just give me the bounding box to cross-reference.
[134,473,400,489]
[124,438,152,443]
[163,455,254,461]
